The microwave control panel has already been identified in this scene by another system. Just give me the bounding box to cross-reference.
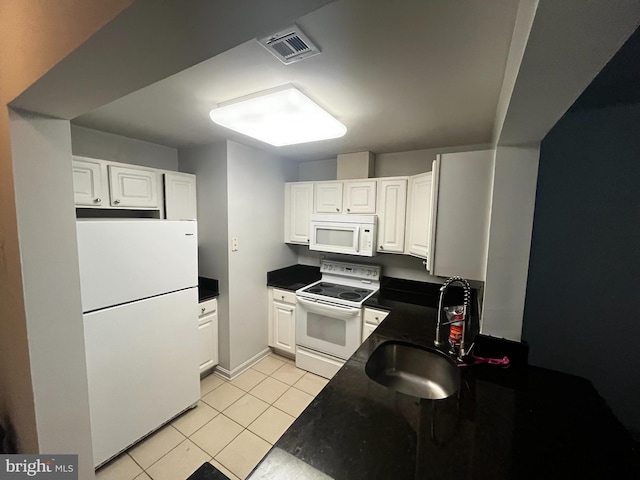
[360,228,374,252]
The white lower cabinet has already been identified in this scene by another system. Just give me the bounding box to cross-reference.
[198,298,218,374]
[268,288,296,357]
[362,307,389,343]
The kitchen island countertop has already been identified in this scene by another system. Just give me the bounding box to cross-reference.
[249,279,639,479]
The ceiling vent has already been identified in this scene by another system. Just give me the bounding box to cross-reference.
[258,25,320,65]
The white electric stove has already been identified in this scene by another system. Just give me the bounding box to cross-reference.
[295,260,381,378]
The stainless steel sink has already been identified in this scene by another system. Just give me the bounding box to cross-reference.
[365,341,460,400]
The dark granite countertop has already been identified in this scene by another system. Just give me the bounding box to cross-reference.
[266,264,321,292]
[250,280,639,479]
[198,276,219,302]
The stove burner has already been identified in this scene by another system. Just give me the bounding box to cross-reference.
[339,292,362,300]
[307,287,323,294]
[320,282,335,288]
[354,288,370,293]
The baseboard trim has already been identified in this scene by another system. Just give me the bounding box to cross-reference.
[214,347,271,380]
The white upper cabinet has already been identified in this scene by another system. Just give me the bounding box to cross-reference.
[72,157,108,206]
[285,182,314,244]
[108,165,159,209]
[164,172,197,220]
[314,182,344,213]
[377,177,408,254]
[314,180,376,214]
[430,150,494,281]
[405,172,433,262]
[343,180,377,214]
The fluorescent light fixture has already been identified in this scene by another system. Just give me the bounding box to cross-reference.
[209,86,347,146]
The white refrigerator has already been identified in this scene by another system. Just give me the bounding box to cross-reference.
[76,220,200,467]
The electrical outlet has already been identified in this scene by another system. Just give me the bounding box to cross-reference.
[232,237,238,252]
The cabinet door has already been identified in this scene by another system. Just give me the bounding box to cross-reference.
[198,298,218,374]
[271,300,296,356]
[344,180,376,214]
[72,159,107,206]
[362,323,378,343]
[165,172,197,220]
[363,307,389,326]
[315,182,343,213]
[198,314,216,374]
[431,151,494,281]
[405,172,433,261]
[377,178,407,253]
[285,182,313,244]
[108,165,159,208]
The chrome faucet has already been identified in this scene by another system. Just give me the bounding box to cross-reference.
[434,276,471,362]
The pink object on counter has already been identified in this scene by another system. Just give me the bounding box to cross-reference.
[458,355,510,367]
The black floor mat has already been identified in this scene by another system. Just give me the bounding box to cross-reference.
[186,462,230,480]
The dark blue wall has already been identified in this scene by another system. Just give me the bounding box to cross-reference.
[522,102,640,437]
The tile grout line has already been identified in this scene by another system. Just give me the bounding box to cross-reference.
[136,425,188,473]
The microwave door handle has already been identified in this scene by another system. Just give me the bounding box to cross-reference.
[354,226,361,253]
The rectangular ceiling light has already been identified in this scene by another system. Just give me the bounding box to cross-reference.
[209,86,347,146]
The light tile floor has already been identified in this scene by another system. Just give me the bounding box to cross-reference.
[96,353,328,480]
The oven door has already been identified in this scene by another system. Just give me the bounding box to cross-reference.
[296,297,362,360]
[309,222,361,255]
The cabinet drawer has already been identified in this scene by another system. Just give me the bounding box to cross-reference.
[272,289,296,305]
[364,308,389,326]
[199,298,217,317]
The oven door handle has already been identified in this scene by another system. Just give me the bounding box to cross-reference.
[296,297,361,317]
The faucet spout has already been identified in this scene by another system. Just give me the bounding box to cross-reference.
[435,276,472,362]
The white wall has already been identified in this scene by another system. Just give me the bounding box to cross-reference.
[9,110,94,476]
[298,158,337,181]
[374,149,433,177]
[375,145,492,178]
[178,142,231,369]
[179,140,298,373]
[482,145,539,341]
[492,0,538,145]
[227,141,298,371]
[71,124,178,170]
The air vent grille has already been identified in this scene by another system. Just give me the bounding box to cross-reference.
[258,26,320,65]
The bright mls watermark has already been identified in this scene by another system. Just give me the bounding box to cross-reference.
[0,455,77,479]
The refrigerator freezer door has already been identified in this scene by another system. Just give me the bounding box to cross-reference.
[76,220,198,312]
[83,287,199,467]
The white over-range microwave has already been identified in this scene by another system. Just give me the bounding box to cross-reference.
[309,214,377,257]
